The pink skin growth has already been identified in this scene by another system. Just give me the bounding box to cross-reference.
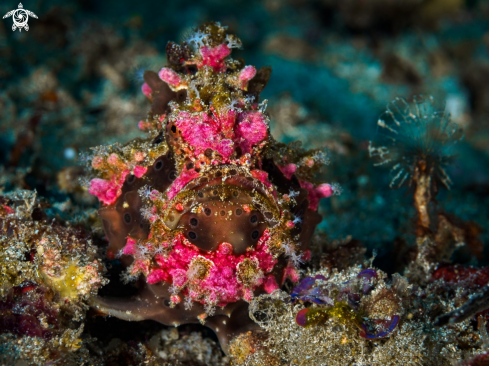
[122,237,137,256]
[133,165,147,178]
[158,68,182,87]
[238,65,257,90]
[198,44,231,72]
[300,181,333,210]
[235,111,268,154]
[173,109,268,160]
[89,170,129,206]
[279,163,297,179]
[166,168,201,201]
[141,83,152,99]
[250,169,274,190]
[144,231,277,306]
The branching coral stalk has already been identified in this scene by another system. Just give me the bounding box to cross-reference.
[369,96,473,269]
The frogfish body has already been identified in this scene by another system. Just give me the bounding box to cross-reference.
[88,22,335,351]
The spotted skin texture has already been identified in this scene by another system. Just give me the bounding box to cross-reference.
[99,152,176,264]
[88,22,334,353]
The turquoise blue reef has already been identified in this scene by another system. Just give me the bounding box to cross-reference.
[1,1,489,365]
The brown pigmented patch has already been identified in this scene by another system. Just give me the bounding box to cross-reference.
[143,70,176,116]
[181,207,267,253]
[99,153,177,264]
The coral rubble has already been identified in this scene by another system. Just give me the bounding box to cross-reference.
[0,190,106,365]
[240,268,475,365]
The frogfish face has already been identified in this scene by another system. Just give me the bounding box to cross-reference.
[164,166,279,254]
[88,22,335,346]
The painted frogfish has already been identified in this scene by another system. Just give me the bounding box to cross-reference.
[88,22,336,352]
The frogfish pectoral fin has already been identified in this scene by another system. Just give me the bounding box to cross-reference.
[89,295,161,322]
[90,287,204,326]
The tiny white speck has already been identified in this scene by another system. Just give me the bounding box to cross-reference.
[64,147,76,160]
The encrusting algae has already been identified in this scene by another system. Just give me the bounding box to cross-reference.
[0,190,107,364]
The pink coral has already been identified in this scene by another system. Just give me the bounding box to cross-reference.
[282,265,300,283]
[107,153,119,165]
[138,120,152,130]
[217,138,235,158]
[146,269,167,284]
[130,259,150,276]
[239,65,257,82]
[174,111,219,155]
